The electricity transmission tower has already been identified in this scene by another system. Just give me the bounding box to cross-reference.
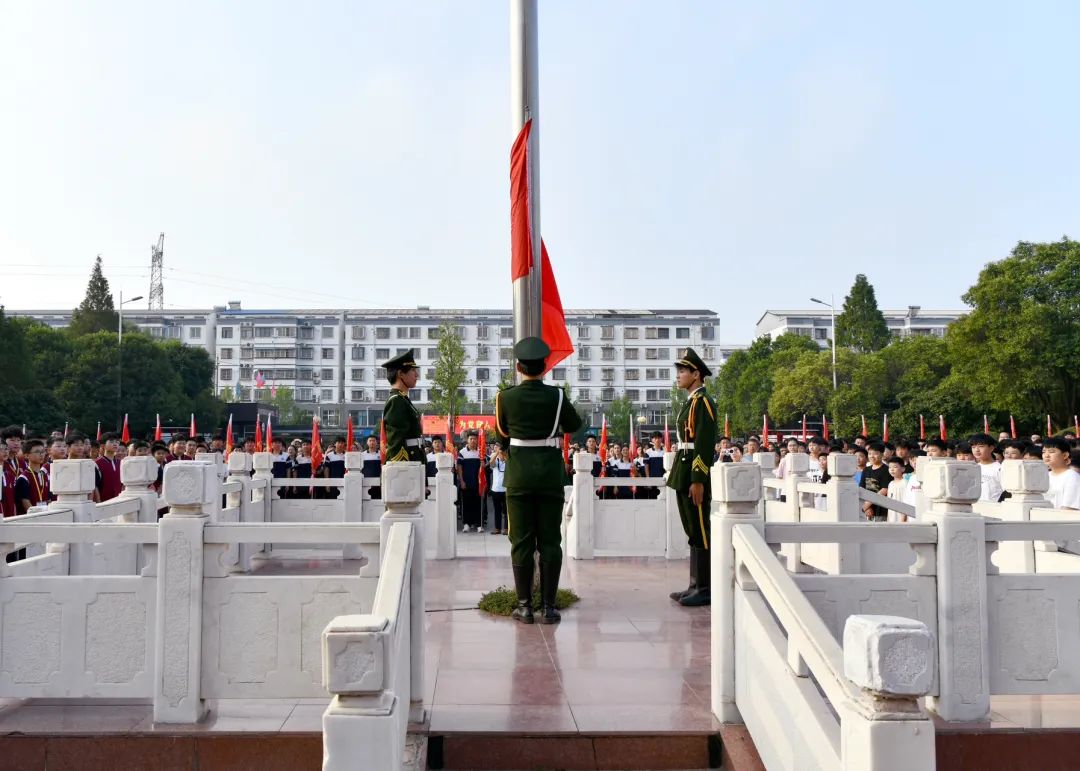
[149,233,165,310]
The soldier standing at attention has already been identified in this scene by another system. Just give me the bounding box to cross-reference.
[667,348,717,607]
[495,337,583,624]
[381,350,426,463]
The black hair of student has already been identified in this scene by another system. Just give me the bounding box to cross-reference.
[967,433,995,447]
[855,435,869,442]
[24,438,45,453]
[1043,436,1071,454]
[883,441,894,451]
[651,432,663,440]
[866,441,885,453]
[912,449,926,457]
[151,442,168,453]
[851,446,868,457]
[131,439,150,450]
[1071,450,1080,469]
[212,434,225,442]
[90,439,100,449]
[0,425,24,440]
[808,435,825,445]
[923,438,947,452]
[955,441,972,454]
[887,456,906,466]
[829,441,845,453]
[1004,440,1028,453]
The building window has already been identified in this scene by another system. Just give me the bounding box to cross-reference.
[298,326,314,340]
[646,389,662,401]
[426,327,441,339]
[239,365,252,380]
[351,325,366,340]
[500,326,513,339]
[577,326,591,340]
[220,347,233,360]
[375,389,390,401]
[578,346,591,360]
[241,326,255,339]
[376,327,391,339]
[189,327,202,339]
[676,327,690,339]
[645,327,670,340]
[321,368,334,381]
[624,327,639,339]
[601,388,615,401]
[814,328,828,340]
[476,367,490,381]
[624,348,639,360]
[219,368,232,381]
[476,325,489,339]
[625,389,640,401]
[600,325,615,340]
[578,388,590,401]
[578,367,592,381]
[700,325,715,340]
[321,389,334,401]
[220,327,234,339]
[500,368,511,382]
[319,326,332,339]
[376,348,390,360]
[376,367,387,380]
[425,368,436,380]
[298,347,314,360]
[397,326,421,339]
[625,369,640,380]
[601,346,616,361]
[409,388,422,400]
[601,368,615,382]
[551,367,566,380]
[297,388,314,402]
[351,368,366,381]
[476,345,490,361]
[351,345,365,360]
[322,348,335,360]
[702,346,715,359]
[499,347,513,361]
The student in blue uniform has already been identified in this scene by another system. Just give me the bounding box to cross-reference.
[645,432,666,498]
[289,439,313,499]
[324,437,347,499]
[457,431,483,532]
[360,435,381,499]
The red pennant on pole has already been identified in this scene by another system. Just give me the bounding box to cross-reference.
[939,414,947,441]
[444,413,455,455]
[63,421,69,440]
[121,414,130,444]
[266,415,273,450]
[663,415,671,453]
[919,414,926,441]
[189,413,196,438]
[1047,414,1053,437]
[379,419,387,465]
[762,414,770,449]
[1075,415,1079,437]
[598,415,609,477]
[724,413,731,439]
[346,415,355,453]
[822,414,830,442]
[860,414,868,437]
[96,421,101,441]
[1009,414,1017,440]
[311,416,324,474]
[563,432,571,470]
[254,419,263,453]
[224,414,234,457]
[154,414,163,442]
[983,414,990,434]
[477,429,488,497]
[883,414,889,443]
[801,414,807,442]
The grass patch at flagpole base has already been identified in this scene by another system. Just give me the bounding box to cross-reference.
[478,586,581,617]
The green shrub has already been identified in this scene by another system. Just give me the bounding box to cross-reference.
[477,586,580,617]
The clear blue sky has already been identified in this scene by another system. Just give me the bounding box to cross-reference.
[2,1,1078,343]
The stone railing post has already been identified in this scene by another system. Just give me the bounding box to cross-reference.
[921,460,990,722]
[567,453,595,560]
[710,462,763,723]
[321,615,401,771]
[841,615,936,769]
[778,453,809,572]
[751,452,776,521]
[663,451,689,560]
[976,460,1052,572]
[826,453,861,573]
[222,452,252,572]
[195,452,226,518]
[153,461,213,724]
[120,456,162,574]
[433,453,457,559]
[46,459,98,574]
[379,462,425,723]
[342,452,366,559]
[244,452,272,569]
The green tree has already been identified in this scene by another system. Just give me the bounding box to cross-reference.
[69,255,120,336]
[768,349,833,423]
[268,386,302,424]
[947,237,1080,425]
[603,393,635,444]
[669,385,688,424]
[835,274,891,353]
[428,322,470,423]
[0,308,33,387]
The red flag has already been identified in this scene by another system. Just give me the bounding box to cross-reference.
[629,416,638,478]
[939,414,947,441]
[379,419,387,464]
[801,414,807,442]
[724,413,731,438]
[224,414,234,457]
[63,421,69,440]
[445,413,455,455]
[1009,414,1017,440]
[96,421,101,441]
[762,414,770,449]
[983,414,990,434]
[822,414,830,442]
[919,414,926,440]
[1047,414,1053,437]
[311,416,324,474]
[477,430,488,497]
[121,414,130,444]
[1075,415,1079,437]
[663,415,671,452]
[154,413,163,442]
[509,119,574,374]
[860,414,868,437]
[882,414,889,443]
[254,419,263,453]
[346,414,355,453]
[563,432,571,470]
[598,415,608,477]
[266,415,273,450]
[190,413,196,438]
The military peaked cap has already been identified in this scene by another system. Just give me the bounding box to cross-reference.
[674,347,712,377]
[513,337,550,364]
[381,349,418,372]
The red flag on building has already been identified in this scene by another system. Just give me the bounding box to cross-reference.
[477,430,488,497]
[919,414,926,441]
[346,415,355,452]
[882,414,889,443]
[861,414,868,437]
[939,414,947,441]
[509,119,574,374]
[598,415,608,477]
[121,414,130,444]
[154,414,162,442]
[189,413,197,438]
[266,415,273,450]
[224,415,234,457]
[311,416,324,475]
[379,419,387,464]
[822,414,830,441]
[254,419,263,453]
[1009,414,1017,440]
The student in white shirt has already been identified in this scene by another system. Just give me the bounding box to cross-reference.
[1043,437,1080,510]
[886,457,909,522]
[969,434,1003,502]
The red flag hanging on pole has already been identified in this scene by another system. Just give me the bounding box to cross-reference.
[379,419,387,464]
[882,414,889,443]
[63,421,69,440]
[311,416,324,475]
[939,414,947,441]
[346,415,355,453]
[1075,415,1079,436]
[663,415,671,452]
[1047,414,1053,437]
[724,413,731,439]
[983,414,990,434]
[254,419,263,453]
[509,119,574,374]
[96,421,101,441]
[562,432,571,470]
[628,415,638,476]
[822,414,830,442]
[121,414,130,444]
[189,413,197,438]
[224,414,234,457]
[762,414,770,449]
[445,413,455,455]
[919,414,926,441]
[801,414,807,442]
[154,414,163,442]
[861,414,868,437]
[266,415,273,450]
[477,429,488,497]
[1009,414,1017,440]
[598,415,608,477]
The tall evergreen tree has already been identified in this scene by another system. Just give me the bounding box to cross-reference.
[428,322,470,424]
[835,274,891,353]
[69,255,119,336]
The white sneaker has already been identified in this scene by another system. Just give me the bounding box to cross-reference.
[461,525,471,533]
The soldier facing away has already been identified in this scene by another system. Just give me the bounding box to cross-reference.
[495,337,583,624]
[667,348,717,607]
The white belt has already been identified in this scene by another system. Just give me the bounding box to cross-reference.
[676,442,694,450]
[405,438,422,447]
[510,438,562,448]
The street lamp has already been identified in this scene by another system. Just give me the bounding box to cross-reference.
[810,296,837,390]
[117,291,144,428]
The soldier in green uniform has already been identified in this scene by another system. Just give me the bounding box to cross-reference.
[666,348,717,607]
[495,337,583,624]
[380,350,426,463]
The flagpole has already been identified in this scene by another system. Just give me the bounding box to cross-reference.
[510,0,542,345]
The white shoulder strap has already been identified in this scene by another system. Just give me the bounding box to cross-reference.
[548,388,565,439]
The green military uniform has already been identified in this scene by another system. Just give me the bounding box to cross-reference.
[380,350,425,463]
[496,337,582,624]
[666,348,717,607]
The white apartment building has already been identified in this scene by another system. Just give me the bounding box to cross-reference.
[16,304,741,430]
[755,306,967,347]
